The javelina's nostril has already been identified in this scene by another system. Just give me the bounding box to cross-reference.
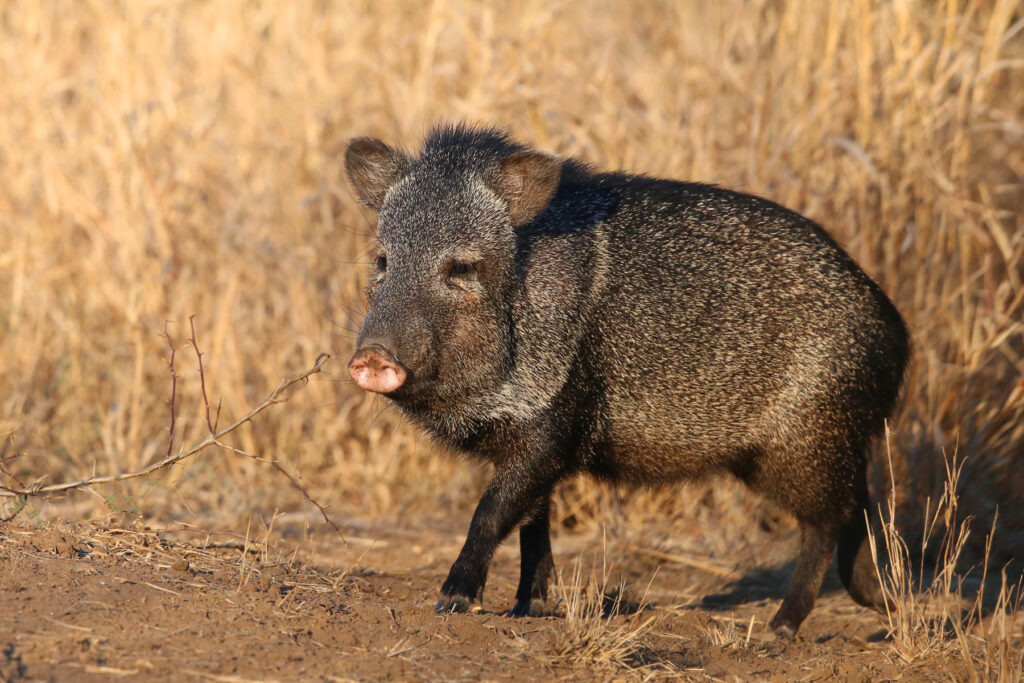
[348,344,407,394]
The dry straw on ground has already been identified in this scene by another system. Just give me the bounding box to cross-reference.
[0,0,1021,597]
[547,552,675,677]
[868,429,1024,680]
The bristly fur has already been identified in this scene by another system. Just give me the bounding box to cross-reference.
[344,122,910,636]
[418,123,526,172]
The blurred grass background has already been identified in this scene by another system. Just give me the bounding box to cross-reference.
[0,0,1021,570]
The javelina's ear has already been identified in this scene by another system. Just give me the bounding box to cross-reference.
[491,150,562,226]
[344,137,412,210]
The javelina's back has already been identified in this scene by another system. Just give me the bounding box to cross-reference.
[344,124,909,637]
[584,175,908,488]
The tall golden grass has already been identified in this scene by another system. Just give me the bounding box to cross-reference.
[869,434,1024,679]
[0,0,1021,572]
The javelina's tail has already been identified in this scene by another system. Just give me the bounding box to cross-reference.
[836,500,887,610]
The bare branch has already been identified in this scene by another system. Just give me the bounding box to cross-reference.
[213,439,279,463]
[0,433,30,521]
[185,324,349,546]
[163,321,178,460]
[0,354,330,499]
[188,315,216,434]
[0,438,27,491]
[2,318,344,544]
[213,439,348,546]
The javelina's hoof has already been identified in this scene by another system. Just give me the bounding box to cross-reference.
[766,617,797,640]
[507,599,531,617]
[507,598,551,617]
[435,593,473,614]
[773,625,796,640]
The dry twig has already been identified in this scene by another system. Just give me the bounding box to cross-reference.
[0,354,329,499]
[0,318,344,544]
[163,321,178,460]
[181,325,347,546]
[188,314,221,433]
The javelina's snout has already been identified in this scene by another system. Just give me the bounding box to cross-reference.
[348,343,407,394]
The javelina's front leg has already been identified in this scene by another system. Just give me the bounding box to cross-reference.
[508,497,553,617]
[435,460,559,614]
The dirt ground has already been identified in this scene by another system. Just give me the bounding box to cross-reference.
[0,514,974,682]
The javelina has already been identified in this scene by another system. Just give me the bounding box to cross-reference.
[344,124,908,636]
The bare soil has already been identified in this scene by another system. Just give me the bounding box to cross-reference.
[0,519,961,682]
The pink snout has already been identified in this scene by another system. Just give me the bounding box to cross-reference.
[348,345,407,394]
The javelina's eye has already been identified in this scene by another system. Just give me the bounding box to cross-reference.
[448,262,475,278]
[375,254,387,271]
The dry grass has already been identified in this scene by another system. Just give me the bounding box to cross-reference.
[869,430,1024,679]
[547,547,678,678]
[702,615,761,651]
[0,0,1021,661]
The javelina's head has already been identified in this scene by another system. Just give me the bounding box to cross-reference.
[344,125,561,411]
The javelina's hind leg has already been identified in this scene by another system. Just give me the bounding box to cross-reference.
[837,493,887,611]
[509,497,553,617]
[769,523,837,638]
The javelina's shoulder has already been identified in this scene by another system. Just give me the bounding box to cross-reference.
[591,171,803,223]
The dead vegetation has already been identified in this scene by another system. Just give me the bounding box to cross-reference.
[0,0,1021,679]
[869,430,1024,680]
[545,542,678,678]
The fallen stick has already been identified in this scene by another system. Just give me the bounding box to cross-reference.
[0,353,329,499]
